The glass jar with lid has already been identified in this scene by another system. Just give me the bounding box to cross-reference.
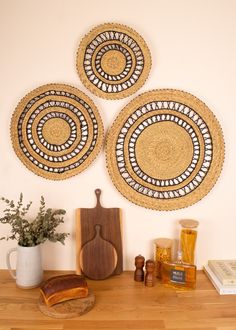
[154,238,172,278]
[179,219,199,265]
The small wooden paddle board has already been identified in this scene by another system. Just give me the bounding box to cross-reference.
[76,189,123,278]
[80,225,118,280]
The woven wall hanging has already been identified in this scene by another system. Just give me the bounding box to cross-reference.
[11,84,104,180]
[106,89,224,210]
[76,23,151,99]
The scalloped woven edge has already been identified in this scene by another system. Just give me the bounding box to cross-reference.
[11,83,104,180]
[105,88,225,211]
[76,22,152,100]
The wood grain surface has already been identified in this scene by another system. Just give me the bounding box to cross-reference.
[80,225,118,280]
[38,289,95,319]
[76,189,123,277]
[1,270,236,329]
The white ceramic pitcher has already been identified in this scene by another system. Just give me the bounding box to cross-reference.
[6,244,43,289]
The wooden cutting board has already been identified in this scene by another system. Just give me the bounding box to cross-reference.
[76,189,123,278]
[80,225,118,280]
[38,289,95,319]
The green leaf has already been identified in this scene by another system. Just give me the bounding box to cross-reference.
[0,194,69,247]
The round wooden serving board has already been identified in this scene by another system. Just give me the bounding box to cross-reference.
[38,289,95,319]
[80,224,118,280]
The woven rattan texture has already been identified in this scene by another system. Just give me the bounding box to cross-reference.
[11,84,104,180]
[77,23,152,100]
[106,89,224,210]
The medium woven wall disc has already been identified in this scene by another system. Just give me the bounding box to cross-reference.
[106,89,225,210]
[76,23,152,100]
[11,84,104,180]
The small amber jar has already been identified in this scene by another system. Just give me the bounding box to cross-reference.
[179,219,199,265]
[154,238,172,278]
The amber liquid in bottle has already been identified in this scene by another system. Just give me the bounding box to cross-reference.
[161,252,196,290]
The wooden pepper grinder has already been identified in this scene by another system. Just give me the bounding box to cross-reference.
[134,255,145,282]
[145,259,155,287]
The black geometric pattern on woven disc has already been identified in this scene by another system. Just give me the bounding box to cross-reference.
[77,23,152,100]
[106,89,225,210]
[11,84,104,180]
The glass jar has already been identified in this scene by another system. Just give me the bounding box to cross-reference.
[154,238,172,278]
[179,219,199,265]
[162,251,196,290]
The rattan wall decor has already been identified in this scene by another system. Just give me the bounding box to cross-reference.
[106,89,225,210]
[11,84,104,180]
[76,23,152,100]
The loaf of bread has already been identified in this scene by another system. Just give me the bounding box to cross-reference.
[40,274,88,306]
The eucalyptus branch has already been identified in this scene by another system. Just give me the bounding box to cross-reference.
[0,194,69,247]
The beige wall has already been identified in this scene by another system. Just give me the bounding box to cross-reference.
[0,0,235,270]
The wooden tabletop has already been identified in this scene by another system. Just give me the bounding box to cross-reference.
[0,270,236,329]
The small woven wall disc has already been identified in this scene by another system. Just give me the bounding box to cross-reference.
[11,84,104,180]
[76,23,152,100]
[106,89,225,210]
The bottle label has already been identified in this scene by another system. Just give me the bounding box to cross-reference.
[170,269,186,283]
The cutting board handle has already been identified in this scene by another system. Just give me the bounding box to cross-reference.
[95,189,102,208]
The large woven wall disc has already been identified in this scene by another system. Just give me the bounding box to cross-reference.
[11,84,104,180]
[76,23,151,100]
[106,89,225,210]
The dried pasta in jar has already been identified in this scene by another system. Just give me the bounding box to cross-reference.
[179,219,199,265]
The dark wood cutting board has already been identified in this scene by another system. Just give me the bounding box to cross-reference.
[76,189,123,278]
[80,224,118,280]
